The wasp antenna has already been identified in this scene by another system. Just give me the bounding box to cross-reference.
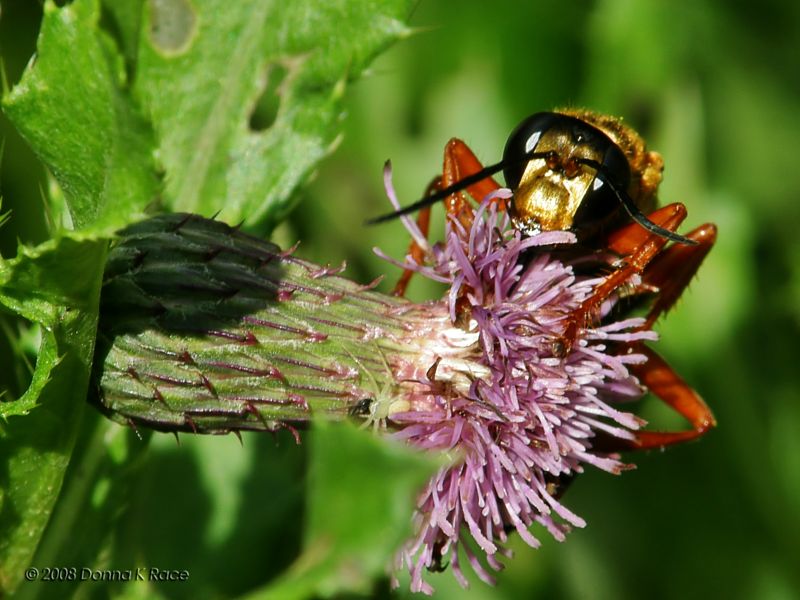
[579,158,699,246]
[366,157,511,225]
[366,149,555,226]
[611,180,698,245]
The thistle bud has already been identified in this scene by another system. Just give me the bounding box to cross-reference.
[94,212,420,435]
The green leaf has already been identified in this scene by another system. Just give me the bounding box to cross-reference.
[248,421,440,600]
[11,416,153,600]
[135,0,411,231]
[0,1,416,596]
[101,0,145,67]
[0,235,107,595]
[2,0,159,232]
[4,0,411,235]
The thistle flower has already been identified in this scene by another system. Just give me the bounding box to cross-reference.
[95,167,656,594]
[374,166,655,592]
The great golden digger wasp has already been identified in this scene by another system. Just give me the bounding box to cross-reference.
[368,108,717,451]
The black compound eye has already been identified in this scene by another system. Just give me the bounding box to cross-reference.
[502,112,562,189]
[571,134,631,230]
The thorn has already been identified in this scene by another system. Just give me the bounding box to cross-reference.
[268,365,287,384]
[268,429,280,446]
[199,373,217,397]
[153,387,167,405]
[358,275,385,291]
[323,292,344,304]
[284,423,301,445]
[203,246,224,261]
[309,261,347,279]
[126,418,143,441]
[288,394,309,411]
[184,415,198,433]
[131,249,148,270]
[170,213,193,232]
[306,331,328,342]
[245,400,270,428]
[279,241,300,258]
[220,285,241,299]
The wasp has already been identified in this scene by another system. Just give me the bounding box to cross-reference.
[368,108,717,451]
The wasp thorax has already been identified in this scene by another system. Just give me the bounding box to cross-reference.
[503,112,632,238]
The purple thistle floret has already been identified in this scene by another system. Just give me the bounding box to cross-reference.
[376,164,656,593]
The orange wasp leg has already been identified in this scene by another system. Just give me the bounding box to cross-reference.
[639,223,717,328]
[586,207,718,450]
[392,139,503,297]
[606,203,694,255]
[625,344,717,449]
[622,222,717,449]
[441,138,505,226]
[558,202,689,351]
[605,205,718,327]
[392,182,435,297]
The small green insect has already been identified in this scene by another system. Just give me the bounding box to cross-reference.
[344,346,408,430]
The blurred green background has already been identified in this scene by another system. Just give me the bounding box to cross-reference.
[2,0,800,598]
